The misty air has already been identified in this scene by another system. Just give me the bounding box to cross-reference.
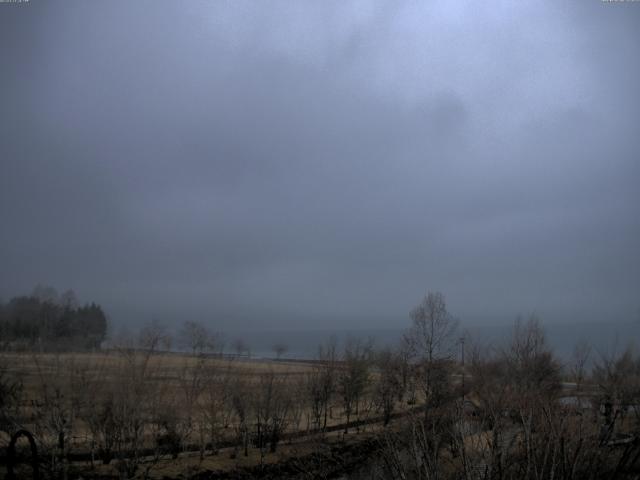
[1,1,639,479]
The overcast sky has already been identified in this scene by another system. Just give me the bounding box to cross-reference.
[1,0,638,330]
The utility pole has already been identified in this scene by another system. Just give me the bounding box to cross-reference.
[460,336,465,401]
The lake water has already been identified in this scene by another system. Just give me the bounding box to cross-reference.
[220,320,640,364]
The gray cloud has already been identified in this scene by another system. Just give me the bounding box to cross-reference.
[1,0,639,330]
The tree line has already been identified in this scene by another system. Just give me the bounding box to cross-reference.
[0,285,108,351]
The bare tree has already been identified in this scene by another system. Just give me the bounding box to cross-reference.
[377,292,459,479]
[305,367,325,432]
[464,341,518,479]
[251,370,292,465]
[408,292,458,360]
[230,374,251,458]
[199,361,235,456]
[171,355,207,458]
[102,331,170,479]
[286,372,307,438]
[503,316,562,479]
[373,348,401,426]
[179,320,220,356]
[506,315,561,401]
[30,355,78,480]
[317,336,338,431]
[593,344,640,434]
[0,355,23,436]
[570,339,592,392]
[406,291,458,410]
[138,319,172,352]
[232,338,250,358]
[272,342,288,360]
[396,336,413,403]
[338,338,372,433]
[73,354,115,466]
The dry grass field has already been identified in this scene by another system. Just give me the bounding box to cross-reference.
[0,349,400,479]
[2,351,315,399]
[3,316,634,480]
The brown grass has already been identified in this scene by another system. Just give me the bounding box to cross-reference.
[0,351,398,479]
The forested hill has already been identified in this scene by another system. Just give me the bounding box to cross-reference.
[0,286,107,351]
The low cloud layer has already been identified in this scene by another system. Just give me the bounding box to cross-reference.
[1,1,639,329]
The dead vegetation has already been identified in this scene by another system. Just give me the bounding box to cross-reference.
[1,293,640,479]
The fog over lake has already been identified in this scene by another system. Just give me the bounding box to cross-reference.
[224,321,640,362]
